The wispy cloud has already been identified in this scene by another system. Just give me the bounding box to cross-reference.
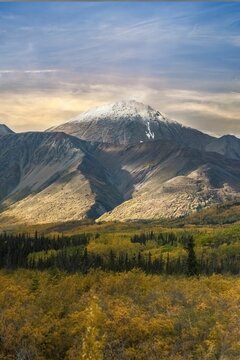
[0,69,59,74]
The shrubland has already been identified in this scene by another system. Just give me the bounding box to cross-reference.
[0,221,240,359]
[0,270,240,360]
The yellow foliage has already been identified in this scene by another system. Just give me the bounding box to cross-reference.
[0,270,239,359]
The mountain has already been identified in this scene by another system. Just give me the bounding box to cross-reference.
[48,100,240,161]
[0,132,124,224]
[1,131,240,224]
[48,100,213,150]
[205,135,240,160]
[0,124,14,136]
[96,141,240,221]
[1,100,240,225]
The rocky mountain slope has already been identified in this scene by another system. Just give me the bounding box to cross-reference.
[49,100,213,150]
[1,132,240,224]
[95,142,240,221]
[0,132,124,224]
[1,100,240,225]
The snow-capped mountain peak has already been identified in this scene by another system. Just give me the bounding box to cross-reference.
[48,99,212,147]
[70,100,168,124]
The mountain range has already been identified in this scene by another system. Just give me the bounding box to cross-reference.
[1,100,240,225]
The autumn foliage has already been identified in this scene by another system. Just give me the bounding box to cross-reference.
[0,223,240,359]
[0,270,240,360]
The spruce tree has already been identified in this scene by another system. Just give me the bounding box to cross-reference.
[185,236,198,276]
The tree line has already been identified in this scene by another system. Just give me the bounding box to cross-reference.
[0,231,239,275]
[0,232,90,269]
[131,231,189,246]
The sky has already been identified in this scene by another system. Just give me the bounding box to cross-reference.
[0,2,240,136]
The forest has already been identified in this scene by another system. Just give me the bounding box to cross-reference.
[0,229,239,275]
[0,221,240,359]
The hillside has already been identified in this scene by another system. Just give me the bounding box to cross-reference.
[1,134,240,224]
[0,132,123,224]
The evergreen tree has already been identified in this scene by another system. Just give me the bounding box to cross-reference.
[185,236,198,276]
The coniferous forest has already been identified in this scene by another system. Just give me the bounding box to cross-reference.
[0,229,239,275]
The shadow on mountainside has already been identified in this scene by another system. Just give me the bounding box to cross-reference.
[78,151,134,219]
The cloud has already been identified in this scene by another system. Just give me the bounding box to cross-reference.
[0,2,239,75]
[0,69,59,74]
[152,89,240,136]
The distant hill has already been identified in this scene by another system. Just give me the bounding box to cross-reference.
[0,124,14,136]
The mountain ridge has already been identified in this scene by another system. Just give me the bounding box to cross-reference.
[1,99,240,224]
[1,132,240,224]
[0,124,14,136]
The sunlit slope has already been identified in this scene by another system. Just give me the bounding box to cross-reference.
[0,132,122,224]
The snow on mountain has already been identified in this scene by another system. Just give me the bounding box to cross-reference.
[71,100,168,124]
[146,121,155,140]
[48,100,213,148]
